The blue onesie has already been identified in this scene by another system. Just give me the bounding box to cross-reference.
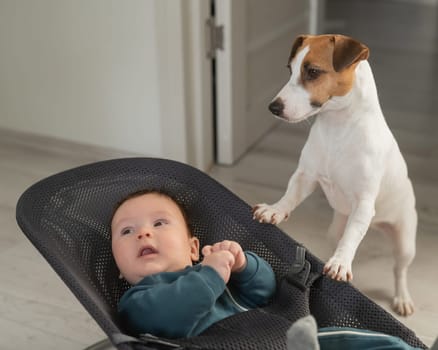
[118,251,276,338]
[118,250,425,350]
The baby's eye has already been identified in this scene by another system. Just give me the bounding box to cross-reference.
[154,219,168,227]
[121,228,134,235]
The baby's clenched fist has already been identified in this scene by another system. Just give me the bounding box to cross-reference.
[202,240,247,273]
[201,250,235,283]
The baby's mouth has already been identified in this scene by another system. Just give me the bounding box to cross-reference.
[139,246,158,257]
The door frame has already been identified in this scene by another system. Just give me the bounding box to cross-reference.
[156,0,214,172]
[165,0,321,169]
[215,0,247,165]
[213,0,318,165]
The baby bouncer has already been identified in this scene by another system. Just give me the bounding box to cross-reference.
[15,157,426,349]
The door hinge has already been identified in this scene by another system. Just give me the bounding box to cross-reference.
[206,17,223,59]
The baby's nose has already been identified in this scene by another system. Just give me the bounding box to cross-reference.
[137,230,152,239]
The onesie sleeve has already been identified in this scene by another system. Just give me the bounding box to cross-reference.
[229,251,277,308]
[118,265,225,338]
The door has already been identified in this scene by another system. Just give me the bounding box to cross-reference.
[215,0,312,164]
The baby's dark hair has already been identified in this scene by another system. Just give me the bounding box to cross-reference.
[110,189,194,237]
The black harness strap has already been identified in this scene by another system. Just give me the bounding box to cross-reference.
[264,246,322,323]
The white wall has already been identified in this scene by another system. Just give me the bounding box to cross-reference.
[0,0,163,156]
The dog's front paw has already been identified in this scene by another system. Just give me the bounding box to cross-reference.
[323,255,353,282]
[252,203,289,225]
[393,295,414,316]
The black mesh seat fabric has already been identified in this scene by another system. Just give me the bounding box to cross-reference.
[15,157,426,349]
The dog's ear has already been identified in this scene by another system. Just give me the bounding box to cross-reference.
[288,35,308,64]
[331,35,369,72]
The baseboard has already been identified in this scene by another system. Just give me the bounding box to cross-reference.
[0,127,142,161]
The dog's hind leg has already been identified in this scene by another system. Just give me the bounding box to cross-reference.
[393,213,417,316]
[379,212,417,316]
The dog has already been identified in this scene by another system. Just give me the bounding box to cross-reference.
[252,34,417,316]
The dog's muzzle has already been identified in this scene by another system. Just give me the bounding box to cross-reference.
[269,99,284,117]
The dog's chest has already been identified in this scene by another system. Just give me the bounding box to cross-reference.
[318,175,351,215]
[301,125,362,215]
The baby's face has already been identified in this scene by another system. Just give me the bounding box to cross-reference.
[111,193,199,284]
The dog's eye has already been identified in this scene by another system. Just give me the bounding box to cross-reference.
[305,68,321,81]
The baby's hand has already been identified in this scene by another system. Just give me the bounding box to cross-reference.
[201,250,234,283]
[202,240,247,273]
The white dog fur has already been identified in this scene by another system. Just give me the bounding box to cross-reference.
[253,34,417,316]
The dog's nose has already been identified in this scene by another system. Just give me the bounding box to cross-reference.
[268,99,284,116]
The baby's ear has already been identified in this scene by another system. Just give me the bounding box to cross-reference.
[190,237,200,262]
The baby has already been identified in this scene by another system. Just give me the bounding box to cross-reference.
[111,189,276,338]
[111,189,429,350]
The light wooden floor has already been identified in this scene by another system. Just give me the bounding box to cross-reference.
[1,0,437,349]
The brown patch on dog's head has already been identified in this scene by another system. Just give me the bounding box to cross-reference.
[288,34,369,107]
[287,35,308,72]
